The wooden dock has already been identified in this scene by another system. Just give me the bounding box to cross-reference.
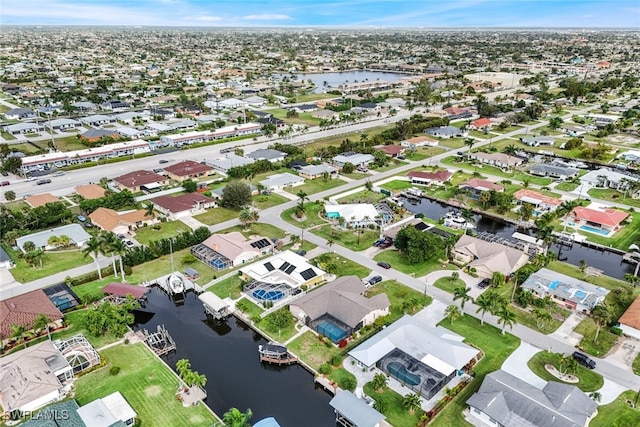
[143,325,176,356]
[259,354,298,366]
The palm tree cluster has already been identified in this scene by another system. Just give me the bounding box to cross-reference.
[474,288,517,334]
[83,230,128,282]
[222,407,253,427]
[176,358,207,389]
[238,208,259,230]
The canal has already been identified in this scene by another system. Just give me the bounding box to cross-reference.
[278,70,410,93]
[134,288,335,427]
[402,197,635,280]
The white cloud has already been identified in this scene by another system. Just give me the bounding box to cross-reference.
[244,14,290,20]
[195,15,222,22]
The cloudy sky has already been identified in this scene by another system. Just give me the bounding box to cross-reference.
[2,0,638,27]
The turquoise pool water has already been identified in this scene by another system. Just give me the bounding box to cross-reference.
[580,225,610,236]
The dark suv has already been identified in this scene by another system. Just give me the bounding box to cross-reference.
[368,275,383,286]
[36,179,52,185]
[572,351,596,369]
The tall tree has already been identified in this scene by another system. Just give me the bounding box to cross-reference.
[402,393,422,415]
[83,236,104,280]
[33,314,52,340]
[475,292,494,326]
[453,285,473,309]
[10,324,32,349]
[223,408,253,427]
[497,306,517,335]
[445,305,461,324]
[591,304,611,343]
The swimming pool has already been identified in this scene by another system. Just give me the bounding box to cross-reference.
[579,225,610,236]
[574,290,587,299]
[548,281,561,290]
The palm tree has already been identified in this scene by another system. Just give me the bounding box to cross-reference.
[464,138,475,154]
[239,208,253,230]
[445,305,461,324]
[84,236,104,280]
[532,308,553,330]
[497,306,516,335]
[109,236,128,282]
[591,304,611,343]
[371,373,388,393]
[589,391,602,403]
[460,208,474,234]
[223,407,253,427]
[33,314,52,340]
[402,393,422,415]
[296,190,309,208]
[176,358,191,379]
[98,231,118,277]
[558,353,579,375]
[144,202,155,219]
[10,324,31,349]
[453,285,473,309]
[450,271,459,283]
[475,293,494,326]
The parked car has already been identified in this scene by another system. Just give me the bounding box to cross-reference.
[368,275,383,286]
[36,179,52,185]
[52,171,65,177]
[77,215,86,222]
[153,168,164,174]
[83,222,93,228]
[572,351,596,369]
[1,171,8,176]
[478,278,490,289]
[377,261,391,269]
[0,181,9,187]
[123,239,135,248]
[295,250,307,256]
[159,159,169,164]
[117,234,126,240]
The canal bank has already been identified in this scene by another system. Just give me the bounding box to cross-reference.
[134,287,335,427]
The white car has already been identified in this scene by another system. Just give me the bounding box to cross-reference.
[25,177,37,182]
[123,239,135,248]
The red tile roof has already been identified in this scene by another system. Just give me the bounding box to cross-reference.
[152,193,214,214]
[619,295,640,330]
[513,189,562,206]
[103,282,149,299]
[570,206,629,228]
[461,178,504,192]
[381,145,404,155]
[472,118,492,127]
[0,290,63,339]
[444,107,469,115]
[163,160,213,177]
[114,170,165,188]
[408,170,453,182]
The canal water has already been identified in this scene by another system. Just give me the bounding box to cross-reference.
[278,70,410,93]
[133,288,335,427]
[402,197,634,279]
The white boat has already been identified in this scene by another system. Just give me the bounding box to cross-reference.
[167,273,185,294]
[443,211,474,230]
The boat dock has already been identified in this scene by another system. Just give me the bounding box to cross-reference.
[143,272,204,296]
[143,324,176,356]
[258,343,298,366]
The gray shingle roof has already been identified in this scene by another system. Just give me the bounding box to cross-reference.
[329,391,385,427]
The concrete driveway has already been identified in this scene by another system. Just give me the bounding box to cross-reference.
[501,342,546,389]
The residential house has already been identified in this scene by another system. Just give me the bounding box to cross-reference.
[349,315,480,399]
[25,193,60,208]
[5,122,44,135]
[460,178,505,199]
[324,203,387,228]
[520,136,555,147]
[257,116,286,129]
[470,117,492,130]
[332,153,374,169]
[290,276,390,342]
[5,107,37,120]
[521,268,609,312]
[151,193,215,220]
[618,150,640,163]
[0,246,13,269]
[260,173,305,191]
[77,392,138,427]
[45,118,82,131]
[568,206,629,234]
[618,295,640,340]
[89,207,156,234]
[16,224,91,252]
[287,103,318,113]
[192,232,275,270]
[380,145,406,158]
[329,391,386,427]
[426,125,467,138]
[560,124,588,136]
[296,163,339,180]
[513,189,562,214]
[529,163,580,180]
[0,289,63,341]
[452,234,529,278]
[400,135,438,148]
[407,170,452,186]
[578,168,639,192]
[466,370,597,427]
[80,128,119,142]
[246,148,287,163]
[468,152,523,169]
[80,114,116,126]
[117,126,146,139]
[75,184,106,200]
[444,107,472,119]
[114,170,167,192]
[311,109,339,120]
[163,160,215,182]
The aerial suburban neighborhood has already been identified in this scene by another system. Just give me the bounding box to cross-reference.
[0,2,640,426]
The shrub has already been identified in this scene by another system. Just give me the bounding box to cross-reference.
[339,376,356,391]
[182,253,197,264]
[109,366,121,376]
[331,354,343,367]
[319,363,331,375]
[610,326,623,336]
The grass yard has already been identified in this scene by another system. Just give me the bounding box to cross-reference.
[75,343,215,427]
[281,201,329,228]
[341,172,371,180]
[193,206,240,226]
[527,351,604,392]
[435,137,467,149]
[217,222,286,239]
[127,247,218,285]
[312,224,379,251]
[4,142,41,154]
[235,298,263,318]
[574,317,618,357]
[53,135,88,152]
[440,156,553,186]
[207,274,243,299]
[134,221,191,246]
[634,353,640,376]
[288,331,342,370]
[372,160,409,173]
[257,311,299,342]
[587,188,640,209]
[433,276,466,294]
[329,367,357,392]
[280,240,317,253]
[561,210,640,251]
[70,277,119,302]
[9,248,92,283]
[251,192,289,209]
[589,390,640,427]
[336,189,387,204]
[285,178,347,195]
[268,108,322,126]
[430,315,520,427]
[53,309,122,349]
[364,382,424,427]
[302,124,394,154]
[373,249,456,277]
[314,253,371,278]
[367,280,432,323]
[555,181,580,192]
[380,180,413,191]
[0,130,16,140]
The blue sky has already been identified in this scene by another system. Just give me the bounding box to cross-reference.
[2,0,639,27]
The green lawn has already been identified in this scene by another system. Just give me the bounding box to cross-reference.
[288,331,342,370]
[433,276,466,294]
[193,206,240,226]
[53,309,122,349]
[373,249,456,277]
[127,247,219,285]
[380,180,413,191]
[589,390,640,427]
[251,192,289,209]
[430,315,520,427]
[527,351,604,392]
[235,298,263,318]
[336,190,387,204]
[574,317,618,357]
[217,222,286,240]
[268,108,321,126]
[555,181,580,192]
[0,130,16,140]
[71,277,120,303]
[341,172,371,180]
[207,274,243,299]
[53,135,88,152]
[435,137,467,149]
[257,310,299,342]
[372,160,409,173]
[75,343,215,427]
[329,367,357,392]
[281,202,329,228]
[587,188,640,209]
[316,253,371,278]
[303,124,394,154]
[634,353,640,376]
[311,224,379,251]
[367,280,432,323]
[364,382,424,427]
[285,178,347,195]
[560,210,640,251]
[9,248,92,283]
[134,221,192,246]
[441,156,553,186]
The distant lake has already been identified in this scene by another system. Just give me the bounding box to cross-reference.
[277,71,411,93]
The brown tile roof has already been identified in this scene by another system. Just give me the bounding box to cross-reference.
[75,184,106,200]
[407,170,453,182]
[570,206,629,228]
[619,296,640,330]
[103,282,149,299]
[114,170,165,188]
[152,193,214,214]
[163,160,213,177]
[24,193,59,208]
[0,290,63,339]
[461,178,505,192]
[380,145,404,155]
[89,207,153,231]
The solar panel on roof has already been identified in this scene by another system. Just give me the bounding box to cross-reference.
[279,261,291,271]
[264,262,274,271]
[250,238,271,249]
[300,268,317,280]
[285,264,296,274]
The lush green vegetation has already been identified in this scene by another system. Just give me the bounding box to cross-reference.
[587,188,640,209]
[193,206,240,225]
[53,135,88,151]
[589,390,640,427]
[380,180,414,191]
[527,351,604,392]
[312,224,379,251]
[328,367,357,392]
[288,331,341,370]
[8,246,91,283]
[281,202,328,228]
[555,181,580,192]
[364,382,424,427]
[134,221,192,246]
[574,317,618,357]
[634,353,640,376]
[75,343,215,427]
[127,247,218,285]
[234,298,263,318]
[207,274,243,299]
[430,315,520,427]
[217,222,286,240]
[251,192,290,209]
[286,178,347,195]
[313,253,370,278]
[367,280,432,323]
[373,249,455,277]
[53,309,122,349]
[441,156,553,186]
